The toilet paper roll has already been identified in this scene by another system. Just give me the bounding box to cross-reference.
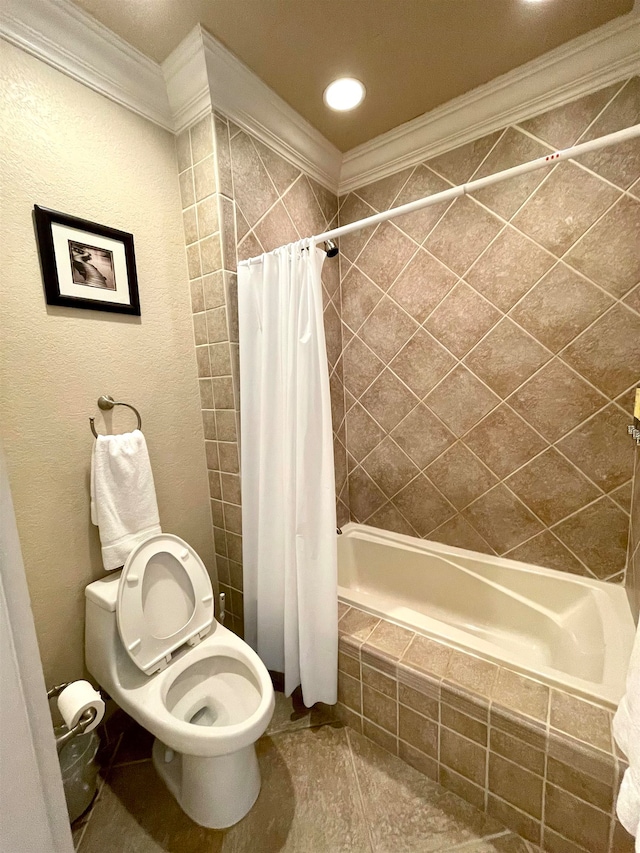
[57,680,105,734]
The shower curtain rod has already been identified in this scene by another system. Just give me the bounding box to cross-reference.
[315,123,640,245]
[238,123,640,265]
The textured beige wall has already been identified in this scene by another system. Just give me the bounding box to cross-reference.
[0,42,215,686]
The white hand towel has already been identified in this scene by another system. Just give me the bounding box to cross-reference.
[90,429,161,571]
[614,617,640,850]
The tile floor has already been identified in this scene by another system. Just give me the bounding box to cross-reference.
[72,693,537,853]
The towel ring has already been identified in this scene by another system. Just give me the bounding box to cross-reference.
[90,395,142,438]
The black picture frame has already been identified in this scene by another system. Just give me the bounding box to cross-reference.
[34,205,141,315]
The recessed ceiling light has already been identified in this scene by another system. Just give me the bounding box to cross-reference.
[323,78,366,112]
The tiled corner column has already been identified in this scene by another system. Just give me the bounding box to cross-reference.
[175,113,243,636]
[336,603,633,853]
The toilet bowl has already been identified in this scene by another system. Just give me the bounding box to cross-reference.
[84,534,274,828]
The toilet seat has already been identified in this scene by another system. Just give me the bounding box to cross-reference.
[117,534,214,675]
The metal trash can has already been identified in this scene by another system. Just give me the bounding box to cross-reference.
[56,725,100,823]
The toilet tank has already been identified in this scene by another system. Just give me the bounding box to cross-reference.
[84,573,124,692]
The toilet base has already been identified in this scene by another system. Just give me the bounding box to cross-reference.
[152,739,261,828]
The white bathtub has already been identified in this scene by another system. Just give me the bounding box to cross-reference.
[337,523,635,708]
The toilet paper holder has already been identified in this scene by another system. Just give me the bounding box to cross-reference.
[47,683,98,753]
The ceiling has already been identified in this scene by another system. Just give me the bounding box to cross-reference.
[71,0,633,151]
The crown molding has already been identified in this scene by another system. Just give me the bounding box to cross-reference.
[199,29,342,191]
[161,27,211,134]
[2,0,638,198]
[0,0,173,131]
[339,9,640,194]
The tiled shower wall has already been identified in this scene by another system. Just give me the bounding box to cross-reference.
[227,118,348,525]
[176,111,344,636]
[177,79,638,623]
[338,76,640,582]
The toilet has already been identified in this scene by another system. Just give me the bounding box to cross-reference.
[84,533,275,828]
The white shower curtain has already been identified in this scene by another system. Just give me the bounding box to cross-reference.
[237,239,338,706]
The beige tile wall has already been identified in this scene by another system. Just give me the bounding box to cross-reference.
[177,79,638,627]
[338,77,640,582]
[227,118,348,530]
[177,113,344,636]
[175,113,242,634]
[337,602,634,853]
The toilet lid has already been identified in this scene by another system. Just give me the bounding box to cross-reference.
[117,534,214,675]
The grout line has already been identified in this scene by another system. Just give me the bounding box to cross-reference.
[74,730,124,851]
[225,101,634,579]
[344,727,377,853]
[572,79,629,148]
[444,830,512,852]
[341,305,628,571]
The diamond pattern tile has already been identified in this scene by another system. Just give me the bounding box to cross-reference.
[464,405,547,479]
[342,336,384,398]
[390,404,456,469]
[389,329,456,397]
[361,438,420,498]
[252,137,301,195]
[339,193,378,262]
[360,370,418,433]
[425,365,500,437]
[424,282,501,358]
[552,497,629,579]
[575,77,640,190]
[505,448,600,526]
[348,466,387,522]
[321,77,637,583]
[518,84,621,150]
[341,266,383,332]
[346,403,386,462]
[229,132,278,227]
[624,285,640,315]
[556,404,634,493]
[426,131,502,184]
[563,195,640,298]
[366,502,416,536]
[426,443,498,511]
[282,175,327,237]
[471,128,552,220]
[504,531,586,576]
[464,318,551,398]
[511,163,620,256]
[465,226,555,312]
[394,475,456,537]
[388,249,457,322]
[355,221,417,291]
[359,297,419,362]
[463,485,544,554]
[391,166,454,243]
[355,168,413,213]
[429,515,494,555]
[424,196,503,276]
[561,304,640,399]
[508,359,607,442]
[610,480,632,514]
[509,264,613,354]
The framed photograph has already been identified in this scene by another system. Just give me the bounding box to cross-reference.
[34,205,140,315]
